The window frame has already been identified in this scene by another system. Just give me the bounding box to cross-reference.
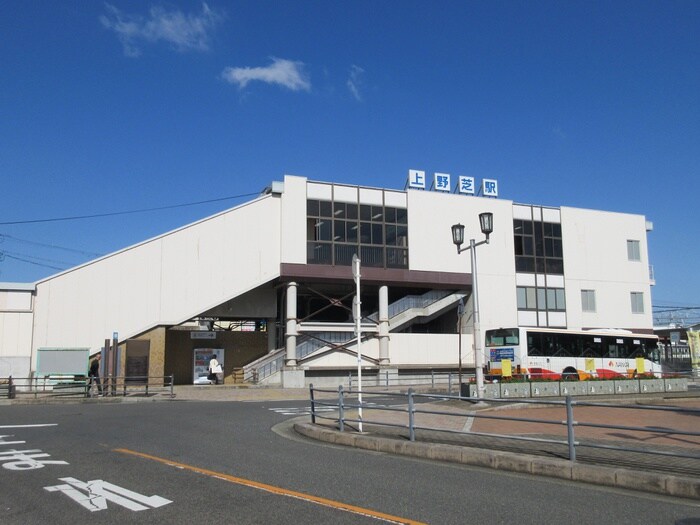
[581,289,596,313]
[627,240,641,262]
[307,199,408,268]
[630,291,644,314]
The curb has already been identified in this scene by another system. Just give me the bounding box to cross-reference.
[0,395,175,406]
[294,422,700,501]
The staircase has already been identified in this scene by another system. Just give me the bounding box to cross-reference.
[243,289,466,383]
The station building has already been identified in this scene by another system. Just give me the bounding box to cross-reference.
[0,173,655,386]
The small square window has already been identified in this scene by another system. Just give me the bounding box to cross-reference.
[627,240,641,261]
[581,290,596,312]
[630,292,644,314]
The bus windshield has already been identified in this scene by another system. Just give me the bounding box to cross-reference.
[485,328,520,347]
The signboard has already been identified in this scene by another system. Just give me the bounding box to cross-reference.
[688,331,700,376]
[36,348,90,376]
[191,331,216,340]
[458,176,475,195]
[408,169,425,189]
[408,169,498,198]
[501,359,512,377]
[482,179,498,197]
[490,348,515,362]
[434,172,450,192]
[192,348,224,384]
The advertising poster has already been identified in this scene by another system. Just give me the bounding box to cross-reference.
[193,348,224,384]
[688,331,700,377]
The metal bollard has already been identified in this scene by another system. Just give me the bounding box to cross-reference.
[565,395,576,462]
[8,376,16,399]
[408,388,416,442]
[338,385,345,432]
[309,383,316,424]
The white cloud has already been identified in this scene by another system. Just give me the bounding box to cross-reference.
[100,2,223,57]
[347,65,365,101]
[221,57,311,92]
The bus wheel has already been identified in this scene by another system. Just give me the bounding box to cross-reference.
[561,367,579,381]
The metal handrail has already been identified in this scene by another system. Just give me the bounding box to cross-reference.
[0,375,175,399]
[308,384,700,467]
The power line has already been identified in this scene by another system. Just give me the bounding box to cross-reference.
[652,305,700,313]
[0,249,77,267]
[0,192,260,225]
[0,233,103,257]
[1,253,65,271]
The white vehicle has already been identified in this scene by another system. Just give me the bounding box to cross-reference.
[484,327,661,380]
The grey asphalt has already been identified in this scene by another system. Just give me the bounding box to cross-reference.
[2,389,700,524]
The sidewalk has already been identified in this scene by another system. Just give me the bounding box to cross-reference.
[295,389,700,500]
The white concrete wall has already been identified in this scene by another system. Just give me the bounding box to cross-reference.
[0,312,33,377]
[388,333,475,366]
[561,207,653,330]
[0,287,34,377]
[31,195,282,365]
[302,333,475,368]
[280,175,308,264]
[406,189,519,336]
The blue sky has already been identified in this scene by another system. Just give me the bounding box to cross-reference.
[1,1,699,322]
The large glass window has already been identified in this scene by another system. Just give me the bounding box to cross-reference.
[517,286,565,311]
[307,198,408,268]
[514,219,563,274]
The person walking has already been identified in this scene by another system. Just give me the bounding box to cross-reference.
[208,355,223,385]
[88,354,102,396]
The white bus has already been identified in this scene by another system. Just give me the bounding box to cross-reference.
[484,327,661,380]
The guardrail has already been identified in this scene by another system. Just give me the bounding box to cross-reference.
[308,385,700,467]
[347,371,470,392]
[1,375,175,399]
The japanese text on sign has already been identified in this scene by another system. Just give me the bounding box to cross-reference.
[408,169,498,197]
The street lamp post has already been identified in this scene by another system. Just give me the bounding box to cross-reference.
[457,298,464,396]
[451,212,493,399]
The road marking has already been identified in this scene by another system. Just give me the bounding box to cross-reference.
[45,477,172,512]
[115,448,426,525]
[268,402,389,416]
[0,424,58,429]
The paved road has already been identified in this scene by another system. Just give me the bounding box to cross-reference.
[1,400,699,524]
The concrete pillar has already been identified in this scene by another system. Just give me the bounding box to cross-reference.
[378,285,390,365]
[267,318,277,352]
[285,282,298,367]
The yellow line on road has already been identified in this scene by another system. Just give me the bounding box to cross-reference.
[114,448,426,525]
